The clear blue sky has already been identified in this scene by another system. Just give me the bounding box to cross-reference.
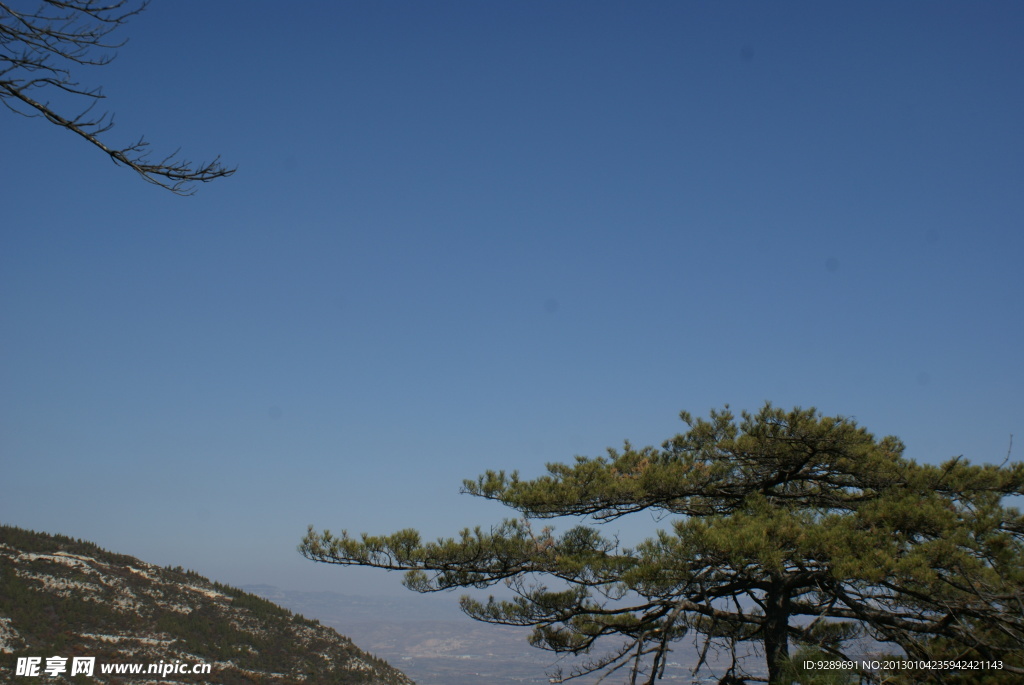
[2,1,1022,597]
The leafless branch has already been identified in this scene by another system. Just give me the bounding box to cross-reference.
[1,0,234,194]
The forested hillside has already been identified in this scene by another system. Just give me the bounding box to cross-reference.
[0,525,413,685]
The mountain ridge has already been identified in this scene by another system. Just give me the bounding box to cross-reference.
[0,524,414,684]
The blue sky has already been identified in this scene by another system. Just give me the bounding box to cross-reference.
[2,1,1022,597]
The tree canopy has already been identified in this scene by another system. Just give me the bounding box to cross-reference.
[1,0,233,193]
[302,404,1024,684]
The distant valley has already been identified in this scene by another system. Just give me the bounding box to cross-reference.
[243,586,739,685]
[243,586,553,685]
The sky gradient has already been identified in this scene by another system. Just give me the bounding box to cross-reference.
[2,1,1023,596]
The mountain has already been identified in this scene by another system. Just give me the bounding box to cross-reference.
[0,525,414,684]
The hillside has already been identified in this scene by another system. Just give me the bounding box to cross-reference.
[0,525,414,685]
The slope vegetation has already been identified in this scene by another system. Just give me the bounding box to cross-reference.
[0,525,414,684]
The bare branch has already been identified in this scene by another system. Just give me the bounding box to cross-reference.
[1,0,234,194]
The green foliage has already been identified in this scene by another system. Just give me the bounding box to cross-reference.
[303,403,1024,684]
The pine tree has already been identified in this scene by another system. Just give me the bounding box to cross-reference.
[302,404,1024,684]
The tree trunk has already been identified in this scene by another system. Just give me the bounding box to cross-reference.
[763,578,791,684]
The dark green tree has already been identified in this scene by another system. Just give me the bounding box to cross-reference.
[1,0,234,194]
[301,404,1024,684]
